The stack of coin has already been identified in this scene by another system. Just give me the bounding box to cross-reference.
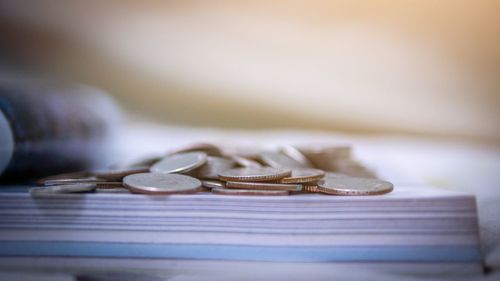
[32,143,393,197]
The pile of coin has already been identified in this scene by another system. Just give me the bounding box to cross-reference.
[32,143,393,196]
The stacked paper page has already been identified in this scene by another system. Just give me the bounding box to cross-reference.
[0,185,481,266]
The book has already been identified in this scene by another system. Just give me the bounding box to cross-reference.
[0,184,483,276]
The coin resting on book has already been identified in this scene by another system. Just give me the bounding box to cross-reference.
[278,168,325,184]
[150,152,207,174]
[31,143,394,196]
[218,167,292,182]
[306,177,394,195]
[30,183,96,195]
[123,173,202,195]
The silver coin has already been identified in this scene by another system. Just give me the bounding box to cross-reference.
[211,188,289,196]
[95,188,131,194]
[278,168,325,184]
[280,145,314,168]
[301,145,352,158]
[127,156,163,168]
[95,182,124,189]
[259,151,305,169]
[332,159,377,178]
[189,156,235,179]
[218,167,292,182]
[325,172,350,178]
[167,143,223,156]
[299,146,352,171]
[230,155,262,168]
[225,181,302,191]
[92,166,150,181]
[30,183,96,195]
[317,177,393,195]
[123,173,202,195]
[202,180,225,189]
[150,152,207,174]
[43,177,102,186]
[36,170,91,186]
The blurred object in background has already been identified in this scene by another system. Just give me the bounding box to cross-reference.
[0,1,499,143]
[0,81,120,180]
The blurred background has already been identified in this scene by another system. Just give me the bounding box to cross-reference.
[2,1,500,270]
[1,0,499,144]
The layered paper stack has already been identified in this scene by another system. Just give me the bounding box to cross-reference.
[0,185,482,275]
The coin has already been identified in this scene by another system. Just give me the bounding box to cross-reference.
[128,156,162,168]
[231,155,262,168]
[95,188,131,193]
[123,173,202,195]
[46,180,123,189]
[31,141,391,198]
[316,177,393,195]
[30,183,96,195]
[92,166,150,181]
[332,159,377,178]
[95,182,123,189]
[280,145,314,168]
[202,180,225,189]
[218,167,292,182]
[36,170,91,186]
[301,145,352,159]
[259,152,305,168]
[167,143,223,156]
[301,185,319,193]
[325,172,350,178]
[299,145,352,171]
[43,177,102,186]
[278,168,325,184]
[226,181,302,191]
[189,156,234,179]
[211,188,289,196]
[150,152,207,174]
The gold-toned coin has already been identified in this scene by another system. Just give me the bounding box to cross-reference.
[259,152,305,169]
[280,145,314,168]
[123,173,202,195]
[231,155,262,168]
[150,152,207,174]
[202,180,225,189]
[225,181,302,192]
[316,177,393,195]
[278,168,325,184]
[211,188,289,196]
[218,167,291,182]
[92,166,150,181]
[30,183,96,196]
[301,185,319,193]
[189,156,234,179]
[167,143,223,156]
